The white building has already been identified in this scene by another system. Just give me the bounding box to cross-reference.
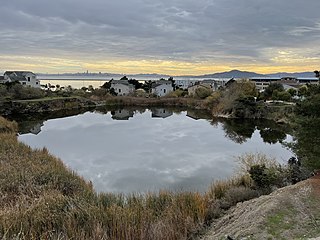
[250,76,319,92]
[111,109,134,120]
[110,80,135,96]
[4,71,40,88]
[151,108,173,118]
[174,79,198,89]
[151,80,173,97]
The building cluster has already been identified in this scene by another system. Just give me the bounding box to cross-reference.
[1,70,318,97]
[250,76,318,92]
[110,78,231,97]
[111,108,174,120]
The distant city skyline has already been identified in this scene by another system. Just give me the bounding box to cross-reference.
[0,0,319,75]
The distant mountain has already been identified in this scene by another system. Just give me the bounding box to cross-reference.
[38,72,171,80]
[266,72,315,78]
[183,70,266,79]
[127,73,170,79]
[37,70,317,80]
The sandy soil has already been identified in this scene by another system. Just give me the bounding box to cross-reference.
[200,174,320,240]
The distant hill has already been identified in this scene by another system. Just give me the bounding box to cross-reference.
[127,73,170,79]
[183,70,266,79]
[266,72,315,78]
[37,70,316,80]
[38,73,171,80]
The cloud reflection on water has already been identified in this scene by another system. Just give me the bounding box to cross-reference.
[18,109,293,193]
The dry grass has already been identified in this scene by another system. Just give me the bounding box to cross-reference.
[0,118,272,240]
[236,152,280,174]
[0,116,18,133]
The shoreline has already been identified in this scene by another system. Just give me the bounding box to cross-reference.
[0,96,294,123]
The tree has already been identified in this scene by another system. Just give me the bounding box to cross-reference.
[168,77,176,89]
[101,81,111,89]
[298,85,308,97]
[287,88,297,97]
[272,90,291,101]
[216,80,257,114]
[109,87,117,96]
[128,79,143,89]
[263,83,284,100]
[120,76,128,80]
[142,80,153,93]
[88,85,94,92]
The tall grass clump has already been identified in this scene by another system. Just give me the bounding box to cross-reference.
[0,117,293,239]
[0,116,18,133]
[236,153,292,190]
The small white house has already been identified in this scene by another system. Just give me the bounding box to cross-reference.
[110,80,135,96]
[151,108,173,118]
[151,80,173,97]
[175,79,198,89]
[4,71,40,88]
[111,109,134,120]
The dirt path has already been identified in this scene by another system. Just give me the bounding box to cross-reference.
[200,176,320,240]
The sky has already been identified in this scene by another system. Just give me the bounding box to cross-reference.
[0,0,320,75]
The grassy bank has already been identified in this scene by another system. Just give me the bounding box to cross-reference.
[0,117,294,239]
[0,96,210,116]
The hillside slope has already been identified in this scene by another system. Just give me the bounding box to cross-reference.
[201,174,320,240]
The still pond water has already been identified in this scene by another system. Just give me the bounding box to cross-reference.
[17,108,293,193]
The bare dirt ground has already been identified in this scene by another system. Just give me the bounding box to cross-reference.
[200,173,320,240]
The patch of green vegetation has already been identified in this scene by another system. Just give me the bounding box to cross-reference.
[266,208,296,239]
[292,84,320,171]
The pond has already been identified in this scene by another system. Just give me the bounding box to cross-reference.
[15,108,293,193]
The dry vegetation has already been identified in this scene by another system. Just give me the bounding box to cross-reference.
[0,116,292,239]
[201,175,320,240]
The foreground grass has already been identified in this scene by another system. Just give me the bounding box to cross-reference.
[0,116,277,239]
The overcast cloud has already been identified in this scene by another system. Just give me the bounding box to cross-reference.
[0,0,320,73]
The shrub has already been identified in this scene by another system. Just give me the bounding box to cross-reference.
[165,89,188,98]
[272,90,291,101]
[195,87,212,99]
[237,153,290,190]
[10,84,46,100]
[249,164,275,189]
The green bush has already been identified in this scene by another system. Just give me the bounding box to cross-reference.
[195,87,212,99]
[165,89,188,98]
[3,84,46,100]
[263,83,284,100]
[272,90,291,101]
[249,164,274,189]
